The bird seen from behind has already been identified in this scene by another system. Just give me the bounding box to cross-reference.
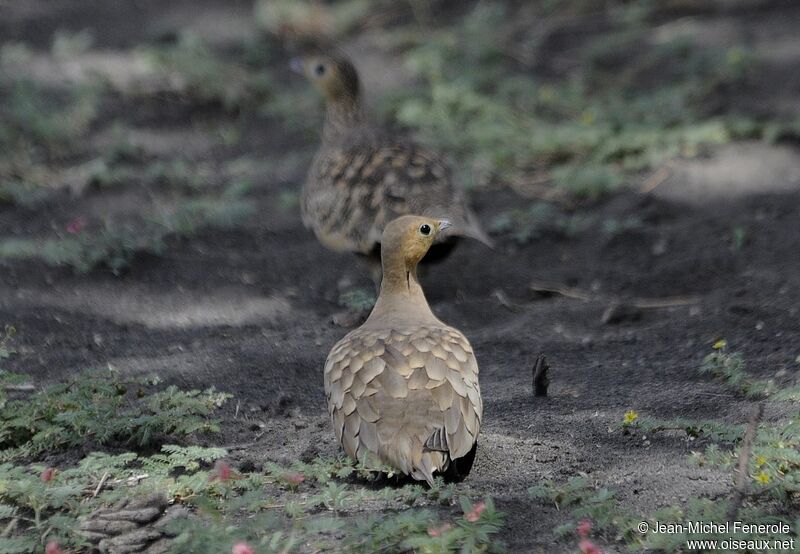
[323,215,482,485]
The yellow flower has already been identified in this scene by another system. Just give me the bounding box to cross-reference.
[580,110,595,125]
[712,339,727,350]
[755,455,767,467]
[623,410,639,425]
[754,471,771,485]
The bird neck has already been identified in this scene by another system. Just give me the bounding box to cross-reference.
[368,256,437,324]
[323,94,363,142]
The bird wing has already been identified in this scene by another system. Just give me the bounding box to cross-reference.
[303,140,491,254]
[324,325,482,483]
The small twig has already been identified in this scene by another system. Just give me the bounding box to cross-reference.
[491,289,521,312]
[530,280,592,301]
[532,355,550,397]
[95,473,149,491]
[40,526,52,542]
[530,280,700,308]
[124,473,149,486]
[3,384,35,393]
[630,296,700,308]
[0,517,18,538]
[639,160,675,194]
[726,403,764,522]
[92,471,110,498]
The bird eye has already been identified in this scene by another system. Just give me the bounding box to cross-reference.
[314,64,326,76]
[419,224,431,236]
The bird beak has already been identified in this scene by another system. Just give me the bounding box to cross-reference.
[289,57,304,75]
[437,219,452,232]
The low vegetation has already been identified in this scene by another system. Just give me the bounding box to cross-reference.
[0,369,505,553]
[1,2,798,552]
[385,3,759,196]
[0,186,255,274]
[550,344,800,552]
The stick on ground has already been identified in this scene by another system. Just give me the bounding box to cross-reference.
[3,384,35,393]
[533,355,550,397]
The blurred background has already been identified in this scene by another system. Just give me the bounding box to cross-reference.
[1,1,799,551]
[1,0,798,268]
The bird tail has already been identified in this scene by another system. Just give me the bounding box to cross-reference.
[414,451,448,487]
[455,209,494,249]
[379,433,449,486]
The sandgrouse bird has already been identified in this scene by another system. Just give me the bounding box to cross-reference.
[292,52,491,277]
[324,215,482,484]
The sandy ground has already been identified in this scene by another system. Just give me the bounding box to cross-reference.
[1,1,800,551]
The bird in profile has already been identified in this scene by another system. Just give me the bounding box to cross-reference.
[291,51,492,281]
[324,215,482,485]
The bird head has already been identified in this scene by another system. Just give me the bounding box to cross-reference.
[290,53,360,102]
[381,215,451,268]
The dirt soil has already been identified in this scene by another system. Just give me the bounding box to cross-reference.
[1,1,800,552]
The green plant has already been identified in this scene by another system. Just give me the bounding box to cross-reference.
[0,445,230,551]
[490,202,594,244]
[385,1,766,204]
[602,215,643,236]
[143,34,271,111]
[0,463,91,552]
[0,182,255,274]
[551,163,623,199]
[0,226,166,274]
[692,408,800,505]
[347,497,505,553]
[529,474,798,551]
[0,369,230,461]
[8,428,780,554]
[0,181,54,208]
[631,416,744,444]
[0,415,507,553]
[700,342,777,398]
[0,80,101,160]
[51,29,94,60]
[0,58,104,207]
[731,225,747,250]
[0,326,16,360]
[166,514,301,554]
[278,189,299,213]
[529,476,638,544]
[490,203,558,244]
[338,288,377,312]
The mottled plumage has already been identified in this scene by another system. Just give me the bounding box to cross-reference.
[323,216,482,484]
[294,52,491,259]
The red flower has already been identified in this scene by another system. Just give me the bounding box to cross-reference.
[284,472,305,486]
[427,523,452,537]
[40,467,56,483]
[45,542,64,554]
[465,500,486,522]
[579,538,603,554]
[211,461,235,482]
[65,217,87,234]
[232,542,255,554]
[577,518,592,538]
